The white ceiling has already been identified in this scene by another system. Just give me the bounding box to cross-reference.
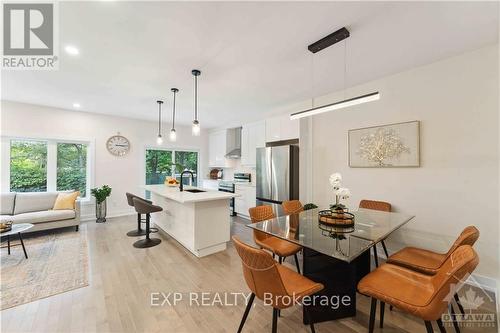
[2,1,498,128]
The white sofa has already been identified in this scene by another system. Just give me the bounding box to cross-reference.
[0,192,81,232]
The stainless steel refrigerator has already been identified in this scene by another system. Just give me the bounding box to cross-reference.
[256,145,299,216]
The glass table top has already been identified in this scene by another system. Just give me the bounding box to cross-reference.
[247,208,415,262]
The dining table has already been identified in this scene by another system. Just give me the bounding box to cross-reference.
[247,207,415,324]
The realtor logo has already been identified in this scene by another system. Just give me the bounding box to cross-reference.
[442,274,498,329]
[2,2,58,69]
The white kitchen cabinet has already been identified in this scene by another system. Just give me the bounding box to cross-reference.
[208,130,227,167]
[265,114,299,143]
[241,121,265,167]
[234,184,256,218]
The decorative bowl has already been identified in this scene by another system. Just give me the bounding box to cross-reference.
[318,209,355,228]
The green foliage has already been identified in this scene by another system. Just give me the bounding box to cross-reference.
[10,141,88,195]
[57,143,87,196]
[145,149,199,186]
[303,203,318,211]
[330,203,346,211]
[10,140,47,192]
[91,185,112,204]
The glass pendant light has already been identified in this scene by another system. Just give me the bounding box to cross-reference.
[191,69,201,136]
[170,88,178,142]
[156,100,163,144]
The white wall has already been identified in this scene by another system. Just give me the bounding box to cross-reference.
[293,45,499,283]
[0,101,209,219]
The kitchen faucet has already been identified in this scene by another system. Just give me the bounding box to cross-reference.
[179,170,194,192]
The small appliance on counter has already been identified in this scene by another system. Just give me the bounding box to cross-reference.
[218,181,236,216]
[209,168,223,179]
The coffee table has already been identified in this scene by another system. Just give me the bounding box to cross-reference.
[0,223,34,259]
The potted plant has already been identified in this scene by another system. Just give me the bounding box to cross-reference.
[91,185,112,223]
[303,203,318,211]
[329,173,351,216]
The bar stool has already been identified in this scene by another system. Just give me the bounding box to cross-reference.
[132,197,162,248]
[125,192,148,236]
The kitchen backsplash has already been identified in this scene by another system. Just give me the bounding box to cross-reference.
[205,159,255,183]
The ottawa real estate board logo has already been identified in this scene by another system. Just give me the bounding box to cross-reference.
[2,2,59,70]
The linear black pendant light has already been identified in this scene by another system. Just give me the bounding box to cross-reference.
[191,69,201,136]
[156,100,164,145]
[290,27,379,120]
[169,88,178,142]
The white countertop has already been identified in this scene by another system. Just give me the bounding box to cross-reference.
[143,184,238,204]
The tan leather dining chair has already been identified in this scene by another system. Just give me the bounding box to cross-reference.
[387,226,479,315]
[248,205,302,274]
[233,236,323,333]
[282,200,304,215]
[359,199,391,267]
[358,245,479,333]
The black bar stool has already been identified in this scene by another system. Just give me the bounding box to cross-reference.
[125,192,148,237]
[132,197,162,248]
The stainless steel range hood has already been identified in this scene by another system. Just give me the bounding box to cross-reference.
[225,127,242,159]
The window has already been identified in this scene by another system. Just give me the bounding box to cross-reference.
[10,140,47,192]
[146,149,173,186]
[174,151,198,186]
[5,138,91,198]
[57,143,88,196]
[145,148,199,198]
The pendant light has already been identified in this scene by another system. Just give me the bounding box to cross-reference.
[169,88,178,142]
[156,100,164,145]
[290,27,379,120]
[191,69,201,136]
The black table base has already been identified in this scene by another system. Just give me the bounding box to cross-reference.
[1,233,29,259]
[302,248,370,324]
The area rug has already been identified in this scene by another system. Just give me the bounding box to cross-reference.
[0,226,89,310]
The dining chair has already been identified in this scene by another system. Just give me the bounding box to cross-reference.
[358,245,479,333]
[248,205,302,274]
[387,225,479,315]
[282,200,304,215]
[359,199,391,267]
[232,236,323,333]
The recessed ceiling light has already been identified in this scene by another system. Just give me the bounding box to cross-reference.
[73,103,81,108]
[65,45,79,55]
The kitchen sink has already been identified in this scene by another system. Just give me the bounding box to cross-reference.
[184,189,206,193]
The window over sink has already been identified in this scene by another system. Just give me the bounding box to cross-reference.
[145,148,199,199]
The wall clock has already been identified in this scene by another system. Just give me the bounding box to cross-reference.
[106,134,130,156]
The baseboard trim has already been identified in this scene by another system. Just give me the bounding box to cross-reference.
[81,211,135,222]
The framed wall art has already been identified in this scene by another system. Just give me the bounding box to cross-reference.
[348,120,420,168]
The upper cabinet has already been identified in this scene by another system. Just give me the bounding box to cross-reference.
[208,130,227,167]
[265,114,299,143]
[241,121,265,167]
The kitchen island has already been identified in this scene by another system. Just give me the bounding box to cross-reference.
[142,184,237,257]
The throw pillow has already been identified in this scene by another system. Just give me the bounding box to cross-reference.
[53,191,80,210]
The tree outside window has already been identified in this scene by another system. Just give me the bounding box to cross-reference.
[174,151,198,186]
[10,140,47,192]
[57,143,88,196]
[145,149,199,198]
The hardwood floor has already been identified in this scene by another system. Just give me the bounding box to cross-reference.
[0,215,496,333]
